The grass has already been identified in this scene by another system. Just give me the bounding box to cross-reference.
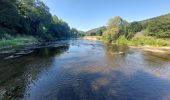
[0,36,38,49]
[115,36,170,46]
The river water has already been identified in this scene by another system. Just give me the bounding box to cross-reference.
[0,39,170,100]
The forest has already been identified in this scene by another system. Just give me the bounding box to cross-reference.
[87,14,170,46]
[0,0,84,45]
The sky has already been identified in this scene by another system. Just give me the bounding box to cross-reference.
[42,0,170,31]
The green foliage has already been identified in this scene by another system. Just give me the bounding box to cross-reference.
[140,14,170,38]
[70,28,85,37]
[86,26,106,36]
[103,16,129,42]
[115,36,170,46]
[0,0,79,41]
[49,15,72,38]
[115,36,129,45]
[0,0,21,37]
[146,19,170,38]
[0,36,37,48]
[102,14,170,46]
[126,22,143,39]
[103,26,120,42]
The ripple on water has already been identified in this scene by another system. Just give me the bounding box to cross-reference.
[0,40,170,100]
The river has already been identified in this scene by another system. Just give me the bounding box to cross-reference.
[0,39,170,100]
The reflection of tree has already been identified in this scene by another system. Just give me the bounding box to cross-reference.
[33,45,70,57]
[104,44,128,64]
[0,45,69,99]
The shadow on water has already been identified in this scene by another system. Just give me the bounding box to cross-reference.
[0,44,69,99]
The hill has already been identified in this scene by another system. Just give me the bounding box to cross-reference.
[86,26,106,36]
[140,13,170,24]
[140,13,170,38]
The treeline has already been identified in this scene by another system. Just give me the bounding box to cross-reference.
[103,16,143,42]
[86,26,106,36]
[142,14,170,38]
[0,0,84,40]
[88,14,170,43]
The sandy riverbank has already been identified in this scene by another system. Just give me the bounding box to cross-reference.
[129,46,170,55]
[83,36,101,41]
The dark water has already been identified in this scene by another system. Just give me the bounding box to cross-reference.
[0,40,170,100]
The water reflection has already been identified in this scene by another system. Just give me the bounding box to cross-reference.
[0,40,170,100]
[0,45,69,99]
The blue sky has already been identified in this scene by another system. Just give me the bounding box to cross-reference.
[43,0,170,31]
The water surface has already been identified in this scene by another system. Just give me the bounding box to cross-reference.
[0,39,170,100]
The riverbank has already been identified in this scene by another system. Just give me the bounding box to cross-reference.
[83,36,102,41]
[115,36,170,46]
[83,36,170,55]
[130,46,170,54]
[115,36,170,54]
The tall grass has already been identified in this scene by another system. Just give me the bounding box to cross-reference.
[0,36,38,48]
[115,36,170,46]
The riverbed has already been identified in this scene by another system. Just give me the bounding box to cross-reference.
[0,39,170,100]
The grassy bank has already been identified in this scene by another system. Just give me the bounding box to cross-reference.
[115,36,170,47]
[0,36,38,49]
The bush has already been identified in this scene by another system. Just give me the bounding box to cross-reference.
[115,36,129,45]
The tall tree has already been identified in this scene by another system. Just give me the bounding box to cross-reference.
[127,22,143,39]
[0,0,78,40]
[0,0,20,37]
[103,16,129,42]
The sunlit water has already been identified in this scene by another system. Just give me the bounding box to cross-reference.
[0,39,170,100]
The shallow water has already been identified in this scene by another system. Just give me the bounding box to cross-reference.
[0,39,170,100]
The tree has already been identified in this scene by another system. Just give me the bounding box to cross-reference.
[103,16,129,42]
[127,22,143,39]
[140,13,170,38]
[86,26,106,36]
[147,19,170,38]
[0,0,21,38]
[0,0,78,40]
